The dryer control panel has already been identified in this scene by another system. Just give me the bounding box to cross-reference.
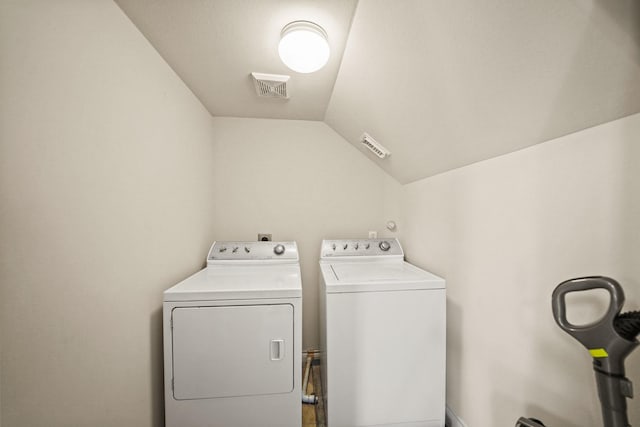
[208,241,299,262]
[320,238,403,258]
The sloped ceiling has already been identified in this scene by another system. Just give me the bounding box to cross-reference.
[114,0,357,120]
[326,0,640,183]
[116,0,640,184]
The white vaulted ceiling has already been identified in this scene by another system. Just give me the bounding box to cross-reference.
[326,0,640,183]
[116,0,640,184]
[114,0,357,120]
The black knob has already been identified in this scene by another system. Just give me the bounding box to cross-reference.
[379,241,391,251]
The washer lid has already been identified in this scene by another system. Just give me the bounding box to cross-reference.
[322,261,444,293]
[164,264,302,302]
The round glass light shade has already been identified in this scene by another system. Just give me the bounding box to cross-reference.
[278,21,330,73]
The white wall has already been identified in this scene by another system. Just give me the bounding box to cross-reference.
[399,113,640,427]
[211,117,401,349]
[0,1,216,426]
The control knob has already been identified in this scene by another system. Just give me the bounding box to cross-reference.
[274,244,285,255]
[379,241,391,251]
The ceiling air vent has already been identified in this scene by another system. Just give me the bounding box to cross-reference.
[360,133,391,159]
[251,72,290,99]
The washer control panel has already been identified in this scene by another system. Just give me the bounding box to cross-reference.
[208,241,298,261]
[320,238,403,258]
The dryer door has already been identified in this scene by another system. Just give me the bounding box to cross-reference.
[171,304,294,400]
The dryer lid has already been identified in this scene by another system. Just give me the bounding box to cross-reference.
[164,264,302,302]
[322,261,444,293]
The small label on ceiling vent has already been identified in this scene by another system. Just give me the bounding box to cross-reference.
[360,133,391,159]
[251,72,290,99]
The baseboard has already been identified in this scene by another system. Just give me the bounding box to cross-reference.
[446,406,468,427]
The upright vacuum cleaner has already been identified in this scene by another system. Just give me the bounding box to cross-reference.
[517,276,640,427]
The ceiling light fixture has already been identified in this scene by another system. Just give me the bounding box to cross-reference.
[278,21,330,74]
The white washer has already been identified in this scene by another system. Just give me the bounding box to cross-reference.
[319,238,446,427]
[163,241,302,427]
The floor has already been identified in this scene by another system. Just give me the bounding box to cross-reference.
[302,360,326,427]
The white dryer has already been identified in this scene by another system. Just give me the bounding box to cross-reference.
[163,241,302,427]
[319,238,446,427]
